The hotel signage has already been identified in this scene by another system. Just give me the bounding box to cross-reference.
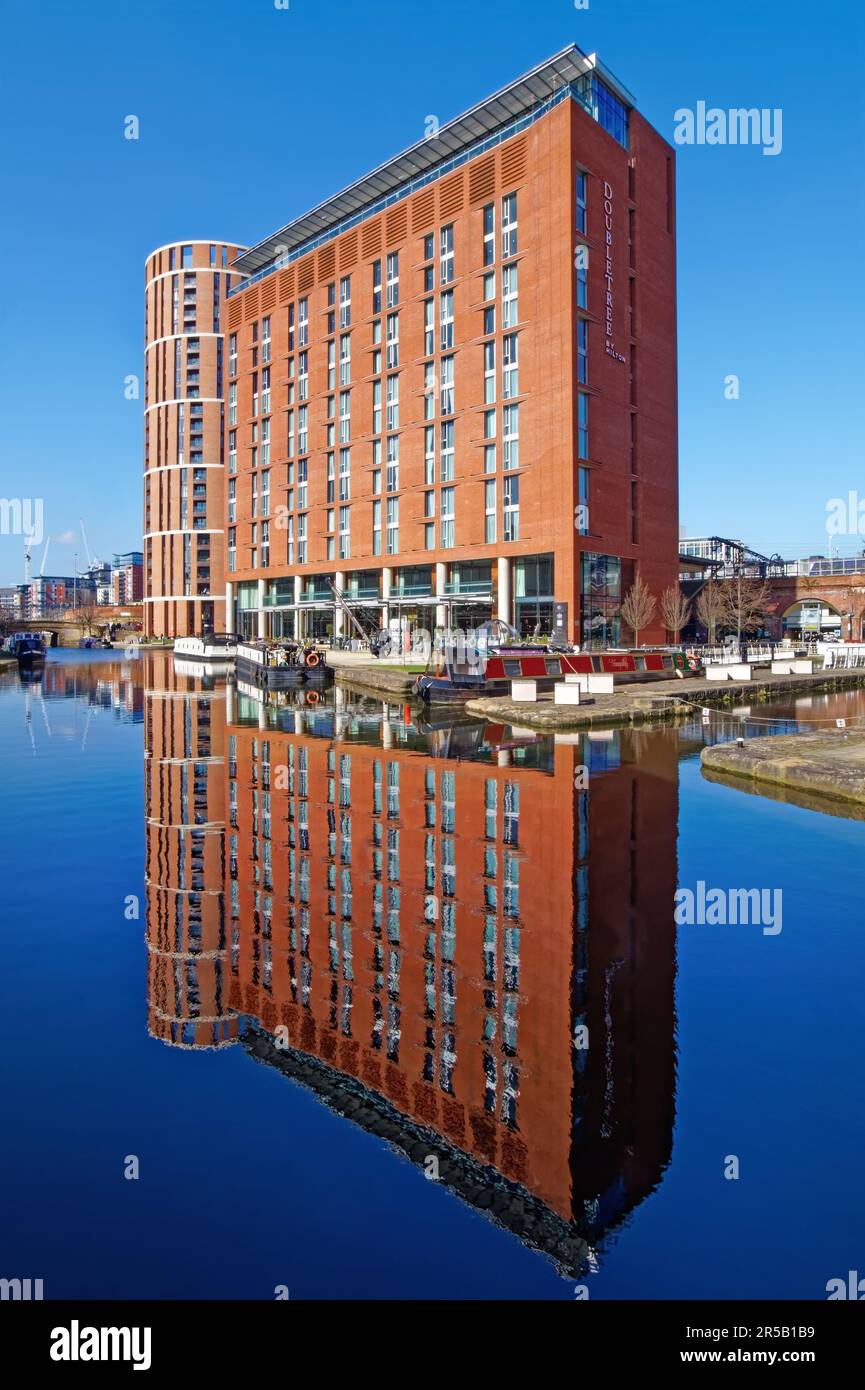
[603,180,625,364]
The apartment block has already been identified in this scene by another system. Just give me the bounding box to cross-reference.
[221,45,678,646]
[143,240,246,638]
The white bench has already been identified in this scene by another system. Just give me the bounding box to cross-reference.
[510,678,537,702]
[791,659,812,674]
[727,664,751,680]
[554,682,581,705]
[771,661,794,674]
[586,674,615,695]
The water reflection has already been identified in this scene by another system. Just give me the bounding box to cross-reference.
[144,660,679,1277]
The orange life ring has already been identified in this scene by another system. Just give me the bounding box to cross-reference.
[305,650,320,667]
[305,689,320,705]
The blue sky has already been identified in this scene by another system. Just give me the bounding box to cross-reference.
[0,0,862,584]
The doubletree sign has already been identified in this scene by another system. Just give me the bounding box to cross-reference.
[603,180,626,364]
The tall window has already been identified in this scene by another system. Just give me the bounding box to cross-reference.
[502,333,519,399]
[501,193,518,258]
[440,225,454,285]
[502,264,518,328]
[484,340,496,404]
[503,403,519,471]
[372,260,382,314]
[440,291,454,351]
[424,299,434,356]
[339,276,351,328]
[441,487,455,548]
[440,356,454,416]
[372,499,382,555]
[386,313,399,368]
[440,421,454,482]
[577,466,590,534]
[298,297,308,347]
[576,172,588,234]
[483,204,495,265]
[386,497,399,554]
[577,318,588,384]
[578,393,589,459]
[485,479,496,543]
[503,475,519,541]
[386,252,399,308]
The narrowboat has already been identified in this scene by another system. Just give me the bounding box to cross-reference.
[235,638,331,691]
[173,633,237,662]
[413,621,688,703]
[6,632,46,670]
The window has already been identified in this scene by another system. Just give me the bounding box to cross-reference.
[424,363,435,419]
[327,339,336,390]
[576,250,588,310]
[261,519,270,568]
[484,340,496,404]
[339,276,351,328]
[423,232,434,261]
[440,487,454,549]
[372,380,382,434]
[484,442,496,474]
[227,526,236,571]
[386,313,399,368]
[578,392,589,459]
[502,264,518,328]
[298,350,308,400]
[424,299,434,356]
[339,390,351,443]
[501,193,518,258]
[386,375,399,431]
[339,505,350,560]
[577,318,588,384]
[339,448,350,501]
[372,499,382,555]
[485,479,496,543]
[386,434,399,493]
[298,297,308,347]
[228,382,237,426]
[576,171,588,233]
[440,420,454,481]
[503,334,519,399]
[503,403,519,471]
[483,204,495,265]
[440,290,453,351]
[440,225,454,285]
[181,245,192,268]
[228,332,237,377]
[578,466,590,534]
[440,356,454,415]
[261,417,270,467]
[261,366,271,414]
[262,315,271,363]
[288,304,295,352]
[372,260,382,314]
[424,490,435,518]
[227,477,237,523]
[228,429,237,474]
[386,497,399,554]
[298,404,308,454]
[297,459,308,509]
[424,425,435,484]
[503,475,519,541]
[386,252,399,307]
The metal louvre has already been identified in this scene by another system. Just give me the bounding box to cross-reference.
[233,44,603,277]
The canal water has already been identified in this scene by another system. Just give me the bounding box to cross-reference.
[1,651,862,1300]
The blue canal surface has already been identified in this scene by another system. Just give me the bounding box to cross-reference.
[0,651,862,1300]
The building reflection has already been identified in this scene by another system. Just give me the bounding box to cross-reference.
[144,654,238,1049]
[144,668,678,1275]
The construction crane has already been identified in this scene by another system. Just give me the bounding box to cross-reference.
[79,519,93,569]
[326,578,391,656]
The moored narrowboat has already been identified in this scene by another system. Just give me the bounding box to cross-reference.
[6,632,46,670]
[235,638,331,690]
[414,621,688,703]
[173,633,237,662]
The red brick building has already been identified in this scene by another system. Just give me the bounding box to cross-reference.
[143,240,246,638]
[222,45,678,646]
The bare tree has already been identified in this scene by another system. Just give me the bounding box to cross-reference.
[695,582,726,644]
[620,575,657,647]
[73,593,99,637]
[720,575,771,641]
[660,584,691,645]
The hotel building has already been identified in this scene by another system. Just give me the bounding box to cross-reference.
[220,45,678,646]
[143,240,246,638]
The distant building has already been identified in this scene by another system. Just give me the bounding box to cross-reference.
[112,551,143,605]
